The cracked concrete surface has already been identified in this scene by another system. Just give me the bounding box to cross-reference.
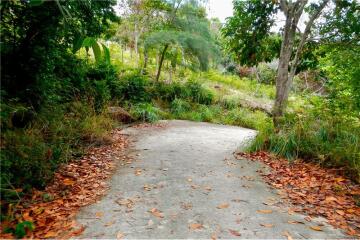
[76,120,346,239]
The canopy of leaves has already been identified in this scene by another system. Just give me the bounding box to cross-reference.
[222,0,278,66]
[144,0,219,71]
[0,0,118,101]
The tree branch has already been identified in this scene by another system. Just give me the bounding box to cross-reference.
[289,0,330,79]
[279,0,289,15]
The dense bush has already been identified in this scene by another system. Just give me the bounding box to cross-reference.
[151,80,214,105]
[117,73,151,102]
[257,63,276,85]
[0,101,115,200]
[130,103,161,122]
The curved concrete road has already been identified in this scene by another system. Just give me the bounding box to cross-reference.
[76,120,346,239]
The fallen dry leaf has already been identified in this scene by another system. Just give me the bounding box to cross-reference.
[189,223,203,230]
[116,231,125,239]
[257,209,273,214]
[44,231,58,238]
[235,151,360,237]
[287,220,304,224]
[228,229,241,236]
[134,169,142,176]
[104,221,115,227]
[260,223,274,228]
[149,208,164,218]
[95,212,104,218]
[217,203,229,209]
[0,130,131,239]
[309,226,322,231]
[282,231,293,240]
[63,178,75,186]
[69,225,85,237]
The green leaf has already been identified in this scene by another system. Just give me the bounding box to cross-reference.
[72,34,84,53]
[101,43,111,64]
[92,42,102,63]
[29,0,44,6]
[15,221,35,238]
[82,37,96,48]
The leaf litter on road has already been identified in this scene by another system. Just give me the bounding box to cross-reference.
[0,129,131,239]
[236,151,360,237]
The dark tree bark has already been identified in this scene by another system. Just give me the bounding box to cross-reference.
[156,44,169,81]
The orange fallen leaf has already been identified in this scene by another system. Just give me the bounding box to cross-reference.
[310,226,322,231]
[189,223,203,230]
[149,208,164,218]
[257,209,273,214]
[346,209,355,213]
[336,210,345,216]
[63,178,75,186]
[287,220,304,224]
[228,229,241,236]
[134,169,142,176]
[104,221,115,227]
[334,177,345,182]
[217,203,229,209]
[44,231,58,238]
[282,231,293,240]
[117,231,125,239]
[260,223,274,228]
[95,212,104,218]
[211,232,217,240]
[70,225,85,237]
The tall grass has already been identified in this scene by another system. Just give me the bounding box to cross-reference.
[249,110,360,182]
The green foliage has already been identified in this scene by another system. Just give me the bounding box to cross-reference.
[0,102,115,195]
[257,63,276,85]
[186,81,214,105]
[320,45,360,114]
[143,0,219,72]
[118,73,151,102]
[170,99,191,115]
[249,106,360,182]
[222,0,279,66]
[130,103,161,122]
[3,221,35,238]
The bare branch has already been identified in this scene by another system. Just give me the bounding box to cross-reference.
[289,0,330,79]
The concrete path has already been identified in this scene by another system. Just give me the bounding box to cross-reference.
[76,120,346,239]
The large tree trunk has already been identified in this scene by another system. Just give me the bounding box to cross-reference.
[273,19,295,125]
[156,44,169,81]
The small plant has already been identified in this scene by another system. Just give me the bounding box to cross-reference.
[130,103,161,123]
[3,221,35,238]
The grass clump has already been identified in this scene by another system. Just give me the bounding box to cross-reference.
[0,101,115,199]
[130,103,161,123]
[249,108,360,182]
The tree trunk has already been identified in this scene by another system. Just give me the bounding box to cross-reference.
[142,50,148,75]
[156,44,169,81]
[273,0,329,127]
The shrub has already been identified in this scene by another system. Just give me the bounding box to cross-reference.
[118,73,151,102]
[185,81,214,105]
[170,99,192,116]
[130,103,161,122]
[249,109,360,182]
[152,82,189,102]
[257,63,276,85]
[0,101,115,202]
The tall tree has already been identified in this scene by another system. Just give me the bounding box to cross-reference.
[223,0,335,126]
